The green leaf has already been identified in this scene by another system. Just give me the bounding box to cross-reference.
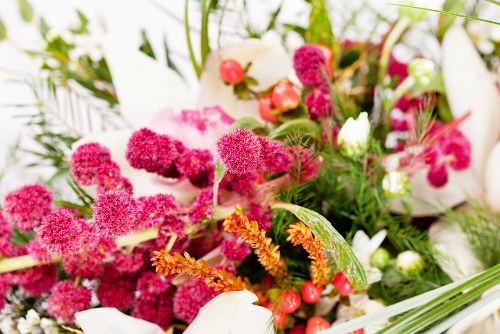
[39,17,50,38]
[272,202,367,289]
[438,0,466,39]
[214,159,225,184]
[228,117,265,132]
[0,18,7,41]
[184,0,202,78]
[268,118,320,140]
[163,36,184,79]
[305,0,334,45]
[200,0,212,65]
[139,30,156,59]
[17,0,34,22]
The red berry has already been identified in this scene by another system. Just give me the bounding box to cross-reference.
[266,302,287,327]
[278,290,301,314]
[348,329,365,334]
[272,82,300,112]
[289,324,306,334]
[305,316,330,334]
[258,96,279,122]
[315,45,334,78]
[332,272,354,296]
[219,58,245,85]
[301,281,322,304]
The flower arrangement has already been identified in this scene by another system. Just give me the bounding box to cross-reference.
[0,0,499,334]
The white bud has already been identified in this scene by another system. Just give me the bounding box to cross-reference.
[337,112,370,157]
[409,58,435,86]
[382,170,410,198]
[397,250,425,275]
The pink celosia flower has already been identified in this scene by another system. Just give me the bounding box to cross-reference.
[293,45,329,91]
[28,238,52,262]
[0,273,12,311]
[16,264,58,296]
[220,173,256,195]
[132,289,174,329]
[220,238,251,262]
[93,191,139,238]
[137,271,172,296]
[0,212,13,256]
[305,89,333,120]
[36,209,86,255]
[189,190,213,224]
[97,266,137,310]
[62,252,105,280]
[113,248,145,273]
[126,128,180,177]
[258,137,292,174]
[156,217,186,248]
[136,194,178,229]
[3,184,53,231]
[47,281,92,322]
[217,129,263,175]
[97,175,134,195]
[173,278,220,323]
[70,142,121,186]
[177,149,215,188]
[247,203,272,231]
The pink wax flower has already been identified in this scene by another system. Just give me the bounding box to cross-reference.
[177,148,215,188]
[17,264,58,296]
[70,142,121,186]
[305,89,333,120]
[293,44,330,91]
[217,129,263,175]
[3,183,53,231]
[259,137,293,174]
[47,281,92,323]
[220,238,251,262]
[93,191,139,238]
[97,266,137,310]
[136,193,179,229]
[36,208,86,255]
[173,278,220,323]
[189,189,214,224]
[132,289,174,329]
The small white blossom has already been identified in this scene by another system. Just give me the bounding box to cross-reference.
[333,294,389,334]
[0,317,19,334]
[382,170,410,198]
[352,230,387,284]
[40,318,59,334]
[18,310,41,334]
[408,58,435,86]
[337,112,370,157]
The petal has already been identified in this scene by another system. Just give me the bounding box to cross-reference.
[197,39,292,120]
[102,35,192,128]
[184,290,274,334]
[368,230,387,254]
[75,307,164,334]
[484,142,500,212]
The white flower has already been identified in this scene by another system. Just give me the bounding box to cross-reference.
[467,21,498,55]
[333,294,389,334]
[352,230,387,284]
[40,318,59,334]
[337,112,370,157]
[382,170,409,198]
[0,317,19,334]
[184,290,274,334]
[17,310,40,334]
[71,23,106,62]
[396,250,425,275]
[408,58,435,86]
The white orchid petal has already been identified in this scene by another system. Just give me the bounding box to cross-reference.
[484,142,500,212]
[197,39,292,120]
[442,26,500,183]
[368,230,387,254]
[352,230,371,266]
[102,35,192,128]
[75,307,164,334]
[184,290,274,334]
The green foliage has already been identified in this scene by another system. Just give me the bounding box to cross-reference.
[17,0,34,22]
[0,18,7,41]
[228,117,265,132]
[139,30,156,59]
[306,0,334,46]
[269,119,321,142]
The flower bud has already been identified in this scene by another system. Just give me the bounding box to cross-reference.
[337,112,370,157]
[409,58,435,86]
[382,170,410,198]
[219,58,245,85]
[370,247,390,269]
[272,82,300,112]
[397,250,425,275]
[315,45,334,78]
[258,96,279,122]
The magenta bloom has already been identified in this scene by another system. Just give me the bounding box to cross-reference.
[70,142,121,186]
[221,238,251,262]
[293,45,329,90]
[36,209,86,255]
[132,289,174,329]
[136,194,178,229]
[177,149,215,188]
[173,279,220,323]
[288,146,319,182]
[3,184,53,231]
[113,248,144,273]
[0,273,12,310]
[217,129,263,175]
[93,191,139,238]
[126,128,179,177]
[259,137,292,174]
[220,173,256,195]
[16,264,58,296]
[137,271,171,296]
[0,212,13,256]
[305,89,333,120]
[247,203,272,231]
[47,281,92,322]
[156,217,186,248]
[97,267,137,310]
[189,190,213,224]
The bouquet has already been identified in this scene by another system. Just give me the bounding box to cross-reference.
[0,0,499,333]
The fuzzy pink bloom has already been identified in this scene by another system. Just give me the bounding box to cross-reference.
[427,164,448,187]
[247,203,272,231]
[97,175,133,195]
[173,279,220,323]
[288,146,319,182]
[440,132,471,171]
[259,137,292,174]
[97,267,137,310]
[17,264,57,296]
[113,248,144,274]
[36,209,86,255]
[177,149,215,188]
[3,184,53,231]
[0,273,12,311]
[189,190,213,224]
[47,281,91,322]
[27,239,52,262]
[156,217,186,247]
[217,129,263,175]
[62,251,105,280]
[126,128,179,177]
[220,238,251,262]
[137,271,172,296]
[220,173,256,195]
[305,89,333,120]
[136,194,178,229]
[0,212,13,256]
[70,142,121,186]
[93,191,139,238]
[293,45,329,90]
[132,289,174,329]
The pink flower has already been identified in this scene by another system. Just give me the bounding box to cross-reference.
[305,90,333,120]
[0,274,12,311]
[259,137,292,174]
[62,252,105,280]
[47,281,92,322]
[0,212,13,257]
[136,194,179,229]
[137,271,171,295]
[156,217,186,247]
[93,191,139,238]
[177,149,215,188]
[36,209,86,255]
[16,264,58,296]
[97,266,137,310]
[217,129,263,175]
[3,184,53,231]
[70,142,121,186]
[220,238,251,262]
[293,45,329,91]
[113,248,145,273]
[132,289,174,329]
[189,190,214,224]
[288,146,319,182]
[173,279,220,323]
[247,203,272,231]
[388,56,409,85]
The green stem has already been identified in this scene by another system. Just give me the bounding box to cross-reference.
[184,0,202,78]
[384,76,415,112]
[200,0,211,65]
